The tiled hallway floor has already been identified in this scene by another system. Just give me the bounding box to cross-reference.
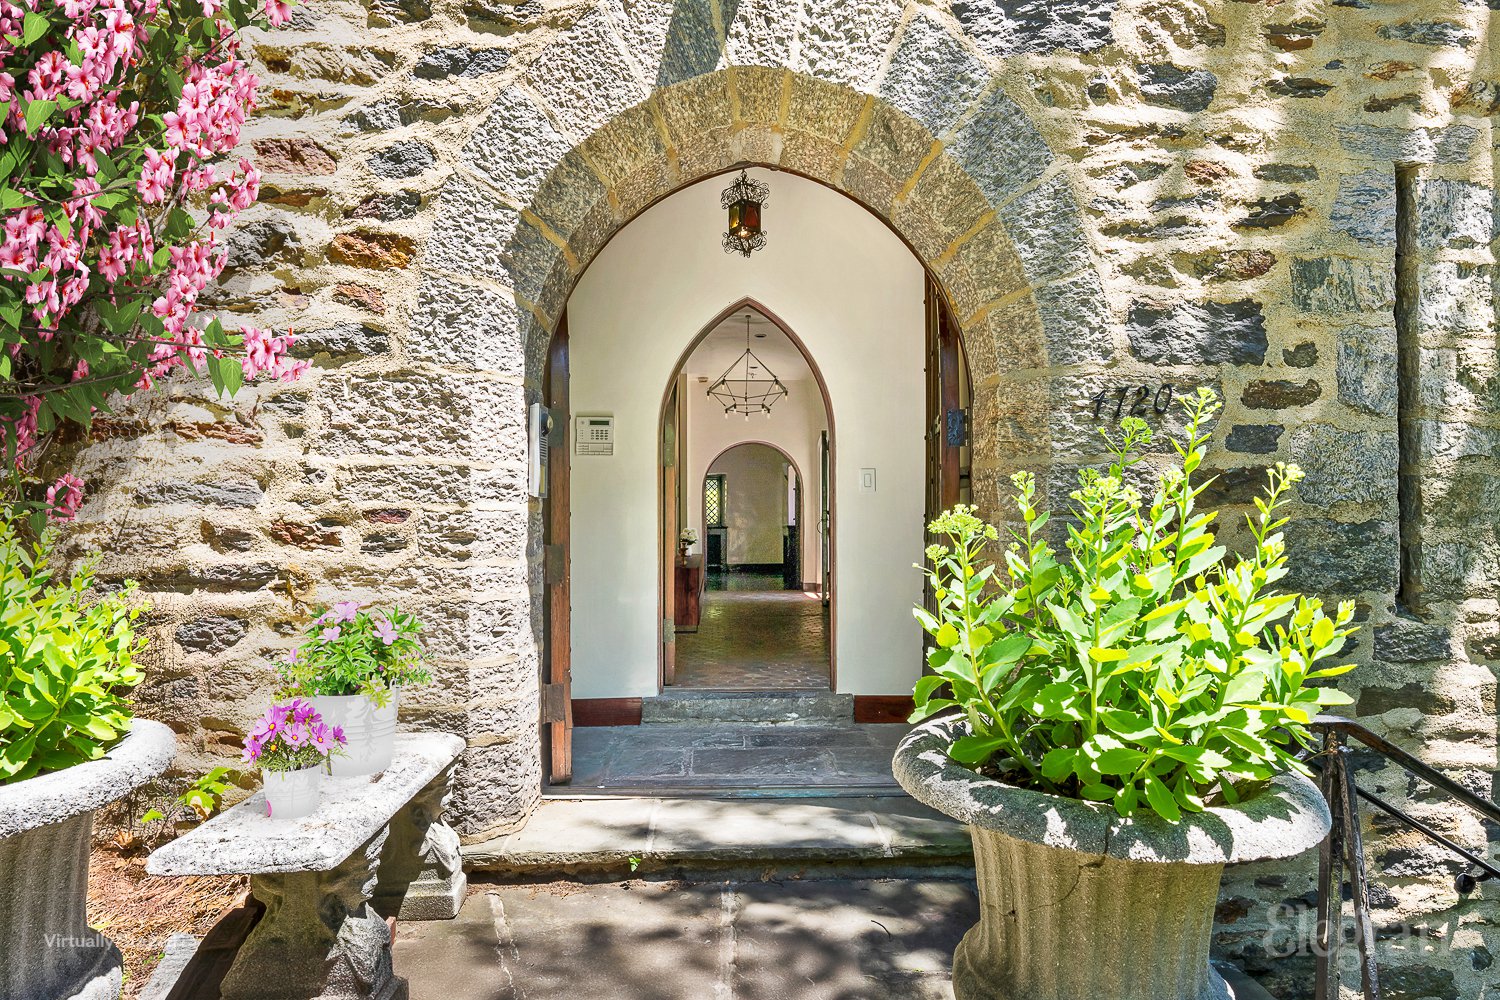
[674,573,830,690]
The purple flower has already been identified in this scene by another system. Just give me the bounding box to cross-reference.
[332,600,361,623]
[282,723,308,748]
[320,626,342,643]
[285,647,301,664]
[290,699,316,725]
[309,723,333,753]
[331,725,346,745]
[373,618,398,646]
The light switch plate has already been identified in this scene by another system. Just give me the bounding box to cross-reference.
[859,468,877,494]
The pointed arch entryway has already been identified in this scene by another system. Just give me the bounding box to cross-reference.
[411,45,1108,827]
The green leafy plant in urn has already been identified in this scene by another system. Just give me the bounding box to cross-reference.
[893,390,1348,1000]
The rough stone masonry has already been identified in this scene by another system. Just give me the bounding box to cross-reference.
[50,1,1499,996]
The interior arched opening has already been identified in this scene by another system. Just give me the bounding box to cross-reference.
[662,305,832,694]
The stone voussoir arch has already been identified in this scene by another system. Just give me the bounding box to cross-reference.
[399,2,1126,835]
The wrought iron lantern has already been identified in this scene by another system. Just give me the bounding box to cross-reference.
[707,314,787,419]
[721,169,768,257]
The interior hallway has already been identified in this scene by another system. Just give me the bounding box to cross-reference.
[673,572,830,691]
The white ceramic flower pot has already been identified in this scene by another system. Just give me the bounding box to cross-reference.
[261,766,322,820]
[311,690,400,776]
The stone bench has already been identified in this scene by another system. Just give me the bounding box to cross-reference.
[146,733,466,1000]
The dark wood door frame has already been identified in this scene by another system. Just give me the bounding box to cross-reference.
[541,313,573,785]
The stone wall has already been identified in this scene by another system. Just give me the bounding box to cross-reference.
[57,1,1497,994]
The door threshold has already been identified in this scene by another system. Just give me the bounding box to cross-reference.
[542,784,906,800]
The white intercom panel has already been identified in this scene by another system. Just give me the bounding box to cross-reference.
[527,403,552,498]
[575,415,615,456]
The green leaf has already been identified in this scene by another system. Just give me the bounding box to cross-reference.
[1040,746,1077,782]
[1099,709,1154,740]
[1221,668,1265,707]
[1046,602,1086,635]
[983,632,1031,667]
[22,10,50,45]
[219,354,245,397]
[1028,681,1086,722]
[949,734,1005,765]
[913,675,948,705]
[1094,747,1147,775]
[23,99,57,135]
[0,187,34,211]
[1141,773,1182,822]
[1218,727,1273,758]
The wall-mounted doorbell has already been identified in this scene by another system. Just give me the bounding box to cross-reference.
[528,403,552,498]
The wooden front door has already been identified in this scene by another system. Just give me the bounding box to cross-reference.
[923,276,970,624]
[819,431,831,607]
[541,314,573,784]
[661,382,680,686]
[925,273,967,517]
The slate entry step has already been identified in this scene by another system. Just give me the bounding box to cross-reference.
[642,690,853,724]
[465,795,973,876]
[560,722,903,796]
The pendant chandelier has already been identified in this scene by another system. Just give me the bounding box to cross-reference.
[707,314,787,419]
[721,169,768,257]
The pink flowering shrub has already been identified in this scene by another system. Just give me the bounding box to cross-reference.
[241,698,345,773]
[277,601,429,707]
[0,0,311,515]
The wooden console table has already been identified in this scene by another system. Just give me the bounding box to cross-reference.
[674,554,705,632]
[146,734,466,1000]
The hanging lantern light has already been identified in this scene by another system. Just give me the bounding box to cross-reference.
[721,169,769,257]
[707,314,788,416]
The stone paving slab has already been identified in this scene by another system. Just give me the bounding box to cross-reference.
[394,881,1279,1000]
[464,796,971,874]
[394,879,974,1000]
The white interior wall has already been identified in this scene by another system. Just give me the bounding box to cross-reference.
[707,443,790,566]
[685,369,826,585]
[567,170,926,699]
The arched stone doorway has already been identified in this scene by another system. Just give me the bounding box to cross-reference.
[404,18,1106,836]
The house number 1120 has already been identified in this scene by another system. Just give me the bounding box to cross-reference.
[1088,384,1176,421]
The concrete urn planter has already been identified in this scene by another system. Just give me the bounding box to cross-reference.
[893,716,1331,1000]
[0,720,176,1000]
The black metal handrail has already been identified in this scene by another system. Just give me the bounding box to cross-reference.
[1309,715,1500,1000]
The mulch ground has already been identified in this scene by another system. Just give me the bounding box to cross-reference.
[87,844,247,998]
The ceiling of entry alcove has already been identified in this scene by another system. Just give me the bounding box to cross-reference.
[680,309,816,385]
